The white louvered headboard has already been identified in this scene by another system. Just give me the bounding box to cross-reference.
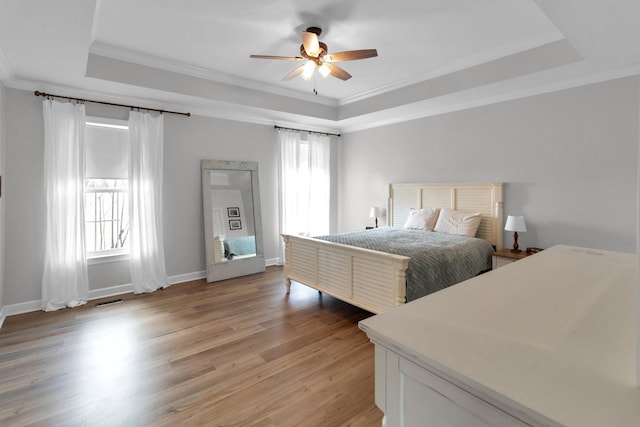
[388,182,504,250]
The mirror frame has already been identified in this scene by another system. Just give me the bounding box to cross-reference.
[201,159,265,282]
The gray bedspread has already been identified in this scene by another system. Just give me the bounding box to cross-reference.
[314,227,493,301]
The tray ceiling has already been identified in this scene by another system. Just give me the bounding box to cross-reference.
[1,0,639,132]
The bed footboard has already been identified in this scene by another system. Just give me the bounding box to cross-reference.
[282,234,411,314]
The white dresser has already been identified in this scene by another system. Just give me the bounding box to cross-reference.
[359,245,640,427]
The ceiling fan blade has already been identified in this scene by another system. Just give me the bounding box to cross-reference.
[324,63,352,81]
[250,55,304,61]
[282,64,306,81]
[324,49,378,62]
[302,31,320,56]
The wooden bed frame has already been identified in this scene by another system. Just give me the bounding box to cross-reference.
[282,182,504,313]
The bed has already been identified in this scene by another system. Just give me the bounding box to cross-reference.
[224,235,256,260]
[282,182,504,313]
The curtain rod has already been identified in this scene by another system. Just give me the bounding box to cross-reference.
[34,91,191,117]
[274,125,340,137]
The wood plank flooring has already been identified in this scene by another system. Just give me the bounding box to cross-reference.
[0,266,383,426]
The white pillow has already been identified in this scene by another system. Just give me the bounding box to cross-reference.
[403,208,440,231]
[434,208,482,237]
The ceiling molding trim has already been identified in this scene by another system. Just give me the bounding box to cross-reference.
[338,33,566,106]
[340,63,640,133]
[2,77,41,92]
[89,42,337,107]
[4,77,342,134]
[183,103,341,134]
[7,63,639,136]
[0,48,15,84]
[4,78,201,116]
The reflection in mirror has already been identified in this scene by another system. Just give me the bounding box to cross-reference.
[210,170,256,262]
[202,160,265,282]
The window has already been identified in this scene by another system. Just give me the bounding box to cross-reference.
[84,119,129,257]
[85,178,128,253]
[278,130,330,238]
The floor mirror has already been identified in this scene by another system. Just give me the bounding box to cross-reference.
[201,159,265,282]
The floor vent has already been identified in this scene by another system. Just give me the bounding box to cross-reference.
[95,299,123,307]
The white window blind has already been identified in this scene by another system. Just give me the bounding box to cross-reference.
[85,123,129,179]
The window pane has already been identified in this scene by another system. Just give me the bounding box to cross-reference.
[85,178,129,253]
[85,193,96,221]
[86,222,96,252]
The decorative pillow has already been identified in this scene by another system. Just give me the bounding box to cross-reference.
[403,208,440,231]
[434,208,482,237]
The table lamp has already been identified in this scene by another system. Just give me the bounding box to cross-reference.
[504,215,526,252]
[369,207,383,228]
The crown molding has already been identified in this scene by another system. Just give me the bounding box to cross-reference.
[340,63,640,133]
[5,59,639,136]
[0,48,14,84]
[6,78,202,118]
[5,77,342,134]
[89,42,338,107]
[339,33,566,106]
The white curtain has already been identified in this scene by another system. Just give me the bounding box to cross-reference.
[41,99,89,311]
[128,110,169,293]
[278,129,331,263]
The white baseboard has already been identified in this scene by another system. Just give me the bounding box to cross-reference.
[170,270,206,285]
[2,299,42,317]
[0,270,208,325]
[88,283,133,300]
[266,257,282,267]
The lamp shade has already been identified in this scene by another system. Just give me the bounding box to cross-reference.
[504,215,527,232]
[318,63,331,78]
[369,207,383,218]
[301,60,315,80]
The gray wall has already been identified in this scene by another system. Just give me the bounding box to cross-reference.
[4,88,44,305]
[3,76,639,307]
[162,113,281,276]
[3,88,282,305]
[339,77,640,253]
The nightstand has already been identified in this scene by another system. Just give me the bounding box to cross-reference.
[492,248,530,269]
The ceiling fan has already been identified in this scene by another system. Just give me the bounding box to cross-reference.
[250,27,378,82]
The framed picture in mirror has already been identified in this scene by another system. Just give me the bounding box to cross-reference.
[229,219,242,230]
[227,207,240,217]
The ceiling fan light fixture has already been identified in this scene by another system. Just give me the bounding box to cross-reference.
[249,27,378,84]
[301,60,316,80]
[318,63,331,78]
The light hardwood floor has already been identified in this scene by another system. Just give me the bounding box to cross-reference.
[0,266,383,426]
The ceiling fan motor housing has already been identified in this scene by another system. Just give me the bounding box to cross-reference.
[306,26,322,36]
